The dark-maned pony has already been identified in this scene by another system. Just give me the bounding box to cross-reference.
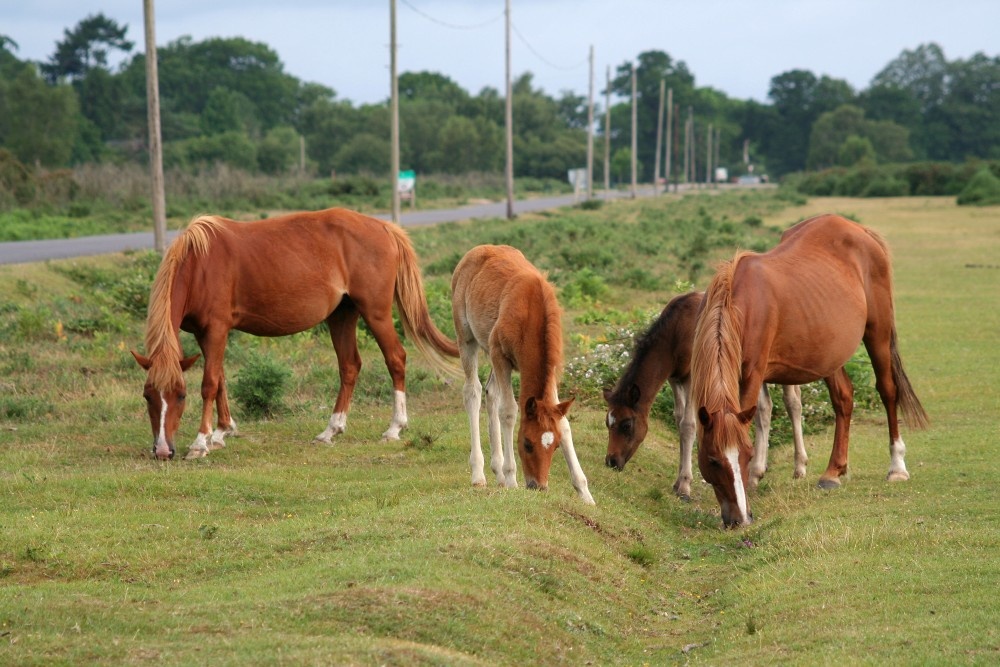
[604,291,805,499]
[451,245,594,504]
[691,214,928,527]
[132,208,458,460]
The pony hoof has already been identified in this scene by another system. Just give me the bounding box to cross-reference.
[184,448,208,460]
[886,470,910,482]
[816,477,841,490]
[472,480,488,488]
[209,441,226,451]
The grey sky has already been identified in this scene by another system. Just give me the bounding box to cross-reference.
[4,1,997,105]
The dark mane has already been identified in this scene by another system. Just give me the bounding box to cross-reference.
[610,292,698,403]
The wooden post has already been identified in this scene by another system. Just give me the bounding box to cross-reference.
[604,66,611,192]
[142,0,166,253]
[630,64,637,199]
[504,0,514,219]
[390,0,400,224]
[665,88,673,193]
[586,45,594,200]
[653,78,664,194]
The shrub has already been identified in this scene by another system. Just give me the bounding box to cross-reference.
[957,168,1000,206]
[231,352,292,420]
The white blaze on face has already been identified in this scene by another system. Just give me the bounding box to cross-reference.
[156,391,168,448]
[606,411,616,428]
[540,431,555,449]
[726,448,749,523]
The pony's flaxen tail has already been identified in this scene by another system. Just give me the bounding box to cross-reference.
[890,328,929,429]
[386,223,462,378]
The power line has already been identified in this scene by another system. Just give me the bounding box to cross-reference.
[510,21,587,71]
[399,0,503,30]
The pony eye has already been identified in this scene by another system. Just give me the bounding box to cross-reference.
[620,419,634,436]
[143,393,153,404]
[177,393,186,402]
[523,439,534,454]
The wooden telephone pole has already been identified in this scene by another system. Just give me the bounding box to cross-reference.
[504,0,514,219]
[142,0,166,253]
[390,0,400,224]
[603,66,611,192]
[653,78,664,193]
[586,45,594,200]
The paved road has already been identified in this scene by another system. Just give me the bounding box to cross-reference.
[0,189,649,265]
[0,184,709,265]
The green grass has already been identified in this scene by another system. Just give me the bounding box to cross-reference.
[1,192,998,664]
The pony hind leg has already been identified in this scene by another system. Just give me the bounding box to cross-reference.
[358,305,409,441]
[315,304,363,443]
[460,341,487,487]
[864,336,909,482]
[668,377,695,500]
[783,384,807,479]
[818,368,855,489]
[486,358,518,488]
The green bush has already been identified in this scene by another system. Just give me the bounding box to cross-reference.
[231,352,292,420]
[957,168,1000,206]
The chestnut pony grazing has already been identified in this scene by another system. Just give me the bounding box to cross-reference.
[604,291,805,499]
[451,245,594,504]
[132,208,458,460]
[691,214,928,527]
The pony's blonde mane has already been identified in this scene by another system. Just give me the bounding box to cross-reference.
[144,215,224,390]
[540,280,565,393]
[691,252,750,420]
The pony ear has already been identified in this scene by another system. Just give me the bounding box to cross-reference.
[556,397,575,418]
[602,387,614,403]
[737,405,758,425]
[131,350,152,370]
[180,354,201,372]
[697,407,712,430]
[626,383,641,407]
[525,396,538,420]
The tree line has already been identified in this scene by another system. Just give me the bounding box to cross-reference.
[1,14,998,188]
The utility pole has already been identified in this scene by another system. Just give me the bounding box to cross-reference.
[630,64,637,199]
[504,0,514,219]
[603,65,611,192]
[586,45,594,200]
[653,78,664,193]
[665,88,673,193]
[706,123,713,186]
[142,0,166,253]
[390,0,400,224]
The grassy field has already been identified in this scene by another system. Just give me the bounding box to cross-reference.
[1,192,998,664]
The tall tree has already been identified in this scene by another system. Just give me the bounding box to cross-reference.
[767,70,854,175]
[40,13,133,84]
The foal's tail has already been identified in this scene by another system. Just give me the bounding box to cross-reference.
[890,328,930,429]
[387,223,463,378]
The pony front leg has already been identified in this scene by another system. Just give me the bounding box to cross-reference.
[186,346,225,460]
[748,383,774,489]
[210,370,237,450]
[669,378,695,500]
[558,417,595,505]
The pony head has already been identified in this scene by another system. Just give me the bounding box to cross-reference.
[132,350,200,460]
[519,396,574,490]
[697,405,756,527]
[602,384,649,471]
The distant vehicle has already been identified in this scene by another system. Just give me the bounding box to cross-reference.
[737,175,762,185]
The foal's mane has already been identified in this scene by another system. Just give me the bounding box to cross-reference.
[144,215,223,391]
[538,276,565,395]
[611,294,687,402]
[691,253,751,420]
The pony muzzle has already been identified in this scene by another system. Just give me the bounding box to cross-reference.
[605,453,627,471]
[525,478,548,491]
[153,442,175,460]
